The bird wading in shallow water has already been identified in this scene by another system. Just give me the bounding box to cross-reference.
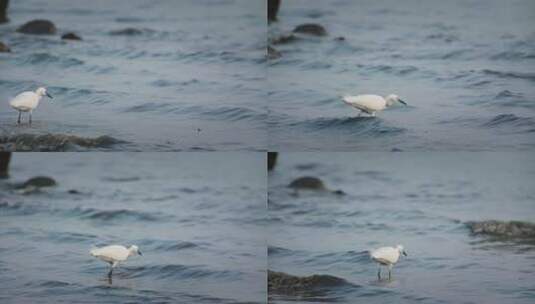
[370,245,407,280]
[9,87,53,125]
[90,245,142,277]
[341,94,407,117]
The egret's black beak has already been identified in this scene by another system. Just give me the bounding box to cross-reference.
[46,92,53,99]
[403,251,408,256]
[138,251,143,256]
[398,99,407,106]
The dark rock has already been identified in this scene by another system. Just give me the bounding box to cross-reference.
[332,189,346,196]
[288,176,326,190]
[268,0,280,22]
[61,32,82,40]
[0,134,121,151]
[109,28,144,36]
[68,189,81,194]
[270,34,298,45]
[268,270,353,295]
[0,152,10,179]
[0,41,10,52]
[267,46,281,60]
[334,36,345,41]
[293,23,327,36]
[0,0,8,23]
[17,19,57,35]
[268,152,278,170]
[467,220,535,238]
[20,176,57,188]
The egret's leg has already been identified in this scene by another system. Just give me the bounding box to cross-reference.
[17,111,21,124]
[358,111,362,117]
[377,267,381,280]
[29,111,32,125]
[371,112,376,117]
[388,265,392,280]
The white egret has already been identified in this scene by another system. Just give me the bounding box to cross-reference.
[370,245,407,280]
[90,245,142,277]
[9,87,53,125]
[341,94,407,117]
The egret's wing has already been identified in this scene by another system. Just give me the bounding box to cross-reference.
[342,95,384,112]
[371,247,399,264]
[10,92,37,108]
[90,245,128,261]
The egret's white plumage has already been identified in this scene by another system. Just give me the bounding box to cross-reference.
[9,87,53,125]
[370,245,407,280]
[90,244,142,277]
[341,94,407,117]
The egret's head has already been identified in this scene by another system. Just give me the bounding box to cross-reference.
[36,87,53,99]
[385,94,406,107]
[396,244,408,256]
[129,245,142,256]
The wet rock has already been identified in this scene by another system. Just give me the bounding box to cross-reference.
[289,176,326,190]
[17,19,57,35]
[0,41,10,52]
[268,152,278,171]
[334,36,345,41]
[268,0,280,22]
[467,220,535,238]
[267,46,281,60]
[0,152,10,179]
[109,28,143,36]
[270,34,298,45]
[0,0,8,23]
[293,23,327,36]
[0,134,121,151]
[268,270,352,295]
[61,32,82,40]
[18,176,57,189]
[68,189,81,194]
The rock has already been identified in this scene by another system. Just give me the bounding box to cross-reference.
[267,46,281,60]
[0,0,8,23]
[467,220,535,238]
[0,152,10,179]
[20,176,57,189]
[0,41,10,52]
[293,23,327,36]
[268,270,352,295]
[268,152,278,170]
[270,34,298,45]
[268,0,281,23]
[17,19,57,35]
[288,176,326,190]
[0,134,121,151]
[61,32,82,40]
[68,189,81,194]
[334,36,345,41]
[109,28,143,36]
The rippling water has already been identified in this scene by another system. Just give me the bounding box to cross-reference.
[0,153,266,303]
[268,0,535,150]
[268,153,535,303]
[0,0,266,151]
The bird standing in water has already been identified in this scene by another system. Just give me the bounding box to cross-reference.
[9,87,53,125]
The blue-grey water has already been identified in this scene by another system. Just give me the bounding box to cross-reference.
[268,153,535,303]
[0,153,266,303]
[268,0,535,151]
[0,0,266,151]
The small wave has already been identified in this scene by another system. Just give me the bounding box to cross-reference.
[127,264,241,280]
[481,114,535,131]
[155,241,202,251]
[17,53,84,68]
[357,64,418,76]
[490,51,535,60]
[101,176,141,183]
[482,69,535,81]
[109,27,156,36]
[71,207,162,222]
[299,117,406,136]
[0,133,123,151]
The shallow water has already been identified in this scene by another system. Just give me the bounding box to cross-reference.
[268,0,535,151]
[0,0,266,151]
[0,153,266,303]
[268,153,535,303]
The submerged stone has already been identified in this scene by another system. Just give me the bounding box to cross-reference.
[467,220,535,238]
[61,32,82,40]
[288,176,326,190]
[293,23,327,36]
[268,270,352,295]
[17,19,57,35]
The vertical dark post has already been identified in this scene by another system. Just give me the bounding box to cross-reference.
[268,0,280,23]
[0,0,9,23]
[0,152,11,179]
[268,152,277,171]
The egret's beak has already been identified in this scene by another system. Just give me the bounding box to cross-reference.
[403,251,408,256]
[46,92,53,99]
[398,99,407,106]
[138,250,143,256]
